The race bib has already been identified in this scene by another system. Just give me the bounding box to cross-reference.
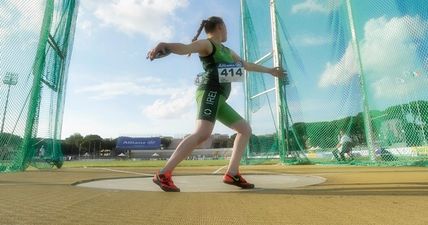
[194,72,207,86]
[217,62,244,83]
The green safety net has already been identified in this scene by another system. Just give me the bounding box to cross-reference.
[0,0,79,172]
[241,0,428,166]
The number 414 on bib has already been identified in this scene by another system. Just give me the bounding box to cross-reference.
[218,63,245,83]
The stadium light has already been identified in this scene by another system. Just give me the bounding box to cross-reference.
[1,72,18,133]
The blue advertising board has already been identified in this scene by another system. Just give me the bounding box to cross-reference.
[116,137,161,150]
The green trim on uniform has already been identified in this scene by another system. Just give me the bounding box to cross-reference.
[195,39,244,126]
[196,89,243,126]
[197,39,236,99]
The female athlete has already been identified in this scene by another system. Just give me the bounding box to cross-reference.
[147,16,284,192]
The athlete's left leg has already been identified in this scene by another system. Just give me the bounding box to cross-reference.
[216,99,251,175]
[216,100,254,189]
[225,120,251,175]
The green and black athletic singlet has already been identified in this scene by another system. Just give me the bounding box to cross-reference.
[195,39,243,125]
[197,39,234,98]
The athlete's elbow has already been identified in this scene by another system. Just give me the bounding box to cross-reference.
[243,62,251,71]
[166,44,192,55]
[175,51,190,56]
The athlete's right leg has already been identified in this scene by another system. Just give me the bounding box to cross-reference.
[162,120,214,172]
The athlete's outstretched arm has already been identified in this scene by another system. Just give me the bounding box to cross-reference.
[147,40,211,61]
[231,51,285,78]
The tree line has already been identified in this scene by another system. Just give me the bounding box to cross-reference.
[61,100,428,156]
[61,134,235,156]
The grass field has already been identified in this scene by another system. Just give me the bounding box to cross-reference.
[1,161,428,225]
[62,159,283,168]
[63,159,231,168]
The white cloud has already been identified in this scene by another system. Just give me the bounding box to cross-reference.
[292,0,325,14]
[0,1,44,51]
[143,88,195,120]
[0,4,17,40]
[0,7,12,26]
[318,43,357,87]
[86,0,189,40]
[75,76,190,100]
[288,97,349,122]
[0,1,47,79]
[137,76,163,83]
[76,19,94,36]
[2,1,44,33]
[360,16,426,75]
[293,35,331,47]
[318,15,428,99]
[372,76,428,99]
[0,27,6,40]
[291,0,340,14]
[229,83,243,98]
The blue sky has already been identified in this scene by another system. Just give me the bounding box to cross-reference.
[271,0,428,125]
[62,0,243,139]
[61,0,428,139]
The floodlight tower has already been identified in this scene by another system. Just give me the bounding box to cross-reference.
[1,72,18,133]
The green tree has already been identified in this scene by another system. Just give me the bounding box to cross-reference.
[101,138,116,150]
[64,133,84,150]
[160,136,173,149]
[83,134,103,157]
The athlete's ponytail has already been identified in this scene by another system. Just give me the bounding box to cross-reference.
[188,16,224,56]
[192,20,208,43]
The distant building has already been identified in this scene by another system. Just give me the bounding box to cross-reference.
[210,134,230,148]
[115,137,161,158]
[121,134,232,159]
[116,136,161,150]
[168,138,183,150]
[167,134,230,150]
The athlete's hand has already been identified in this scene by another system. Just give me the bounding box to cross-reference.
[146,42,169,61]
[270,67,286,78]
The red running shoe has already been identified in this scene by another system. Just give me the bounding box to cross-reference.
[223,173,255,189]
[153,171,180,192]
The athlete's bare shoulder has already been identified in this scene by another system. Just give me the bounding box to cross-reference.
[194,39,213,57]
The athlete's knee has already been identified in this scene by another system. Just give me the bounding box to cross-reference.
[236,122,252,137]
[245,123,252,136]
[192,131,211,144]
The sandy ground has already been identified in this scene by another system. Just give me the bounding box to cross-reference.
[0,165,427,225]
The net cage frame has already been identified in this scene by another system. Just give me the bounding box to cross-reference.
[0,0,79,172]
[240,0,428,166]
